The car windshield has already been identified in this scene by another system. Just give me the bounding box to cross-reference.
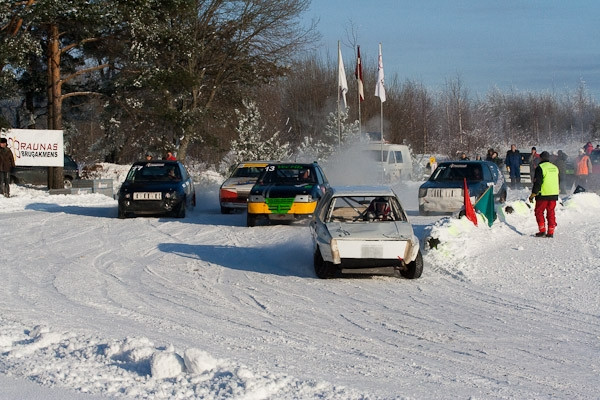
[126,163,181,182]
[231,166,263,178]
[259,165,316,184]
[430,163,486,182]
[325,195,405,223]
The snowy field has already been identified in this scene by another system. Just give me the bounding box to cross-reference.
[0,165,599,399]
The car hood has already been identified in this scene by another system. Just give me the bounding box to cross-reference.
[251,183,316,197]
[325,221,415,240]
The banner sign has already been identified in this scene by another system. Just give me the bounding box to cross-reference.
[1,129,64,167]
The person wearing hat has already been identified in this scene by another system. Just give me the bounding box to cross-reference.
[0,137,15,197]
[529,151,559,238]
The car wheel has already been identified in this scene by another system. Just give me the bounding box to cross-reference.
[176,202,186,218]
[247,213,257,227]
[63,178,73,189]
[419,206,430,216]
[401,250,423,279]
[118,206,127,219]
[221,206,232,214]
[314,248,336,279]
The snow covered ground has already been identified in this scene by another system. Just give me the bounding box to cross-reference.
[1,167,599,399]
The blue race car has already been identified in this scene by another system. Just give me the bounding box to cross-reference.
[118,161,195,218]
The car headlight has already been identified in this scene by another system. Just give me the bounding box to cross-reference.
[165,191,178,199]
[331,239,340,264]
[294,194,313,202]
[418,188,427,197]
[249,194,265,202]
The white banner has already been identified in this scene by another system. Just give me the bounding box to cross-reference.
[1,129,64,167]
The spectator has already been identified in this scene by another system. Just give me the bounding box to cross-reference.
[530,147,541,180]
[575,149,592,188]
[505,144,522,189]
[0,137,15,197]
[165,151,176,161]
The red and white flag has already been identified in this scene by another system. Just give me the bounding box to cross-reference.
[374,43,386,102]
[355,45,364,102]
[338,44,348,109]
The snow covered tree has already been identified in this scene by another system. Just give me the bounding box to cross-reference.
[111,0,317,162]
[296,109,359,162]
[227,100,289,166]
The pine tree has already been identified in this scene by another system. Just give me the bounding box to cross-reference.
[228,100,289,166]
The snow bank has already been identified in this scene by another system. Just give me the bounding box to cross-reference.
[0,318,364,399]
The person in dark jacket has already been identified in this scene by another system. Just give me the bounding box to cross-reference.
[529,151,559,237]
[555,150,568,194]
[505,144,522,189]
[0,137,15,197]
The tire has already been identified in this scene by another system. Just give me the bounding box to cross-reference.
[221,205,232,214]
[419,206,430,216]
[63,178,73,189]
[176,202,186,218]
[247,213,257,227]
[314,248,336,279]
[401,250,423,279]
[118,206,127,219]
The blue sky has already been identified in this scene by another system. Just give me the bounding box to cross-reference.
[304,0,600,99]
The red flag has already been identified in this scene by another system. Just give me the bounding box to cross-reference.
[463,178,478,226]
[355,45,364,101]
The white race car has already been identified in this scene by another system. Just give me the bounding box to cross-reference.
[310,186,423,279]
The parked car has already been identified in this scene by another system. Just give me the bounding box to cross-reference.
[246,162,329,227]
[10,154,79,188]
[117,161,195,219]
[419,160,507,215]
[219,161,276,214]
[363,141,413,181]
[310,186,422,279]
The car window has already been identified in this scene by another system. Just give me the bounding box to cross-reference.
[259,165,315,184]
[431,163,488,182]
[394,151,403,163]
[127,163,182,182]
[232,167,263,178]
[365,150,387,162]
[326,195,405,223]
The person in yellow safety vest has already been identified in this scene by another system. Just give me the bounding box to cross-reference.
[574,148,592,188]
[529,151,559,238]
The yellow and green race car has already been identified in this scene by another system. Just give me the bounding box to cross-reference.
[246,162,329,226]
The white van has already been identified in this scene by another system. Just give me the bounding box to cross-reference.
[364,142,413,181]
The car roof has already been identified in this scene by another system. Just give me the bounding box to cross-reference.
[236,160,279,167]
[439,160,494,166]
[328,185,397,197]
[267,162,319,167]
[132,160,181,166]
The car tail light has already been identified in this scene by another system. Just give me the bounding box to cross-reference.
[220,188,237,200]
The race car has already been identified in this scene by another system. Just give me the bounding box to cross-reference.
[246,162,329,226]
[219,161,275,214]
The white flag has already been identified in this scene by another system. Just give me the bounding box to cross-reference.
[338,45,348,108]
[375,43,386,102]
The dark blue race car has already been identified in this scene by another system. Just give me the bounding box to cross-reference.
[418,160,507,215]
[118,161,195,218]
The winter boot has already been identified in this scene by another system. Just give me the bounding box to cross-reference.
[535,231,546,237]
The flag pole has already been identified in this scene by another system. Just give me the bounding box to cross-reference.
[337,41,342,148]
[379,43,384,144]
[356,46,361,135]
